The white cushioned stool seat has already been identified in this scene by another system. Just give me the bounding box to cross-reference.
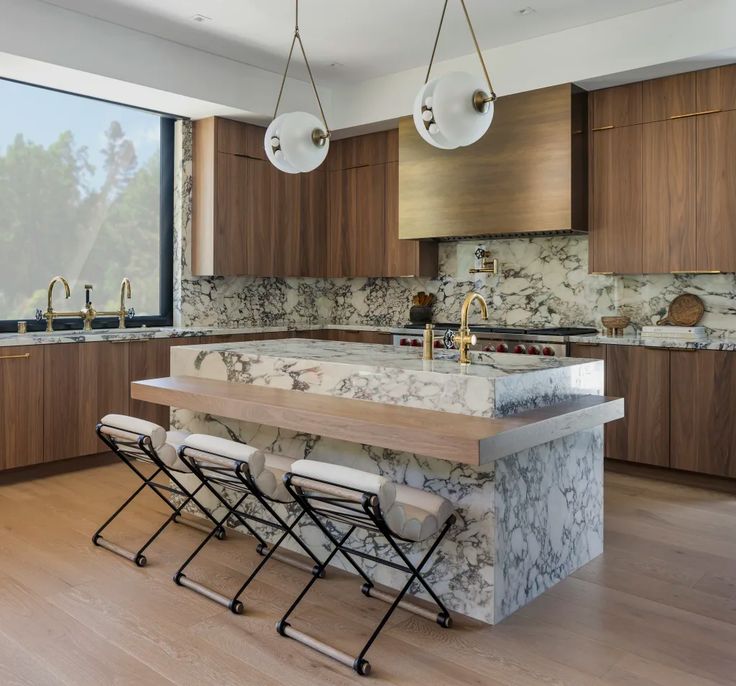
[100,414,190,472]
[183,434,296,503]
[289,461,454,542]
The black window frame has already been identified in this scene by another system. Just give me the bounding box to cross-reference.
[0,79,176,333]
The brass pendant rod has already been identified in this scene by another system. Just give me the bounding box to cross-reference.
[272,0,330,136]
[424,0,496,102]
[424,0,449,84]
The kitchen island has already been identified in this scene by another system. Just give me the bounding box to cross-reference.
[133,338,621,624]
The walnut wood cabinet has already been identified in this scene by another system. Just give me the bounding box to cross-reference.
[193,118,436,278]
[43,341,130,461]
[0,347,44,470]
[589,63,736,274]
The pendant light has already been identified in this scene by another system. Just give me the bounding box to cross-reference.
[265,0,330,173]
[414,0,497,149]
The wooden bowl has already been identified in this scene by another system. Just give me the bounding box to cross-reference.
[601,316,630,337]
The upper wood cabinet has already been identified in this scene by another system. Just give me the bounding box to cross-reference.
[590,82,642,129]
[589,125,643,274]
[670,350,736,477]
[0,347,44,470]
[192,118,436,278]
[642,72,697,122]
[642,117,697,272]
[696,63,736,113]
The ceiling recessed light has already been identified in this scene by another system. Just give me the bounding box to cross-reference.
[517,6,536,16]
[191,14,212,23]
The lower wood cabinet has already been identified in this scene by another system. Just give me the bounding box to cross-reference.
[0,347,44,469]
[670,350,736,477]
[43,341,130,461]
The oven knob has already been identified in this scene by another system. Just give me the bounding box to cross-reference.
[527,345,540,355]
[542,346,555,356]
[496,343,508,353]
[434,339,443,349]
[400,338,410,346]
[410,339,421,347]
[483,345,496,352]
[514,344,526,354]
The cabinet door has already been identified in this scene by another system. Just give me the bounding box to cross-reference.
[273,168,301,276]
[244,157,275,276]
[590,83,642,129]
[569,343,606,360]
[0,347,44,470]
[697,64,736,113]
[589,126,643,273]
[696,110,736,271]
[642,72,697,122]
[128,338,200,427]
[328,165,386,277]
[300,170,327,276]
[605,346,669,466]
[214,152,249,275]
[642,118,697,272]
[44,342,130,461]
[671,350,736,477]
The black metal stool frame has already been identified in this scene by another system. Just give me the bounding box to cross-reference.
[172,445,326,615]
[278,472,456,677]
[92,423,226,568]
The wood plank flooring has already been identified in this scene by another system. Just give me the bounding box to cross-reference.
[0,460,734,685]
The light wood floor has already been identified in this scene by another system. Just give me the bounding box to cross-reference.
[0,460,735,686]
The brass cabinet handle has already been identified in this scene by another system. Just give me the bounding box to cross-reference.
[669,109,720,120]
[671,270,721,274]
[663,347,697,352]
[591,125,614,132]
[574,342,601,347]
[0,353,31,360]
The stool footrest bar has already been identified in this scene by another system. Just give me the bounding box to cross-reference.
[94,536,138,563]
[173,514,219,536]
[280,624,366,674]
[176,576,235,610]
[266,549,322,575]
[363,584,448,624]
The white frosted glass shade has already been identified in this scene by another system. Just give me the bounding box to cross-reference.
[264,111,329,174]
[412,71,494,150]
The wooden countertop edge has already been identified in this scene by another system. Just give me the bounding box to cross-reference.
[131,376,622,466]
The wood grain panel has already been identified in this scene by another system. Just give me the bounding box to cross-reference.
[605,346,669,466]
[696,110,736,271]
[569,343,606,360]
[191,118,216,276]
[399,84,579,239]
[213,152,248,275]
[696,63,736,112]
[384,161,438,277]
[272,169,301,276]
[671,350,736,477]
[642,118,697,272]
[0,347,44,470]
[589,126,643,273]
[243,157,274,276]
[44,342,130,461]
[299,170,327,276]
[590,82,643,129]
[215,117,249,156]
[642,72,697,122]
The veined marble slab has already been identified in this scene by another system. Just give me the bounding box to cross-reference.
[171,338,609,625]
[568,333,736,350]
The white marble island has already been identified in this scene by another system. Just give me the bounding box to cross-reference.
[149,338,621,625]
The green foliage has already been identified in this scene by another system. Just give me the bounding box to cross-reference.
[0,122,161,319]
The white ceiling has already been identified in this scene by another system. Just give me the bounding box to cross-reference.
[39,0,682,84]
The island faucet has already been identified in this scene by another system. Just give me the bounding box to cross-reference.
[452,291,489,365]
[38,275,73,332]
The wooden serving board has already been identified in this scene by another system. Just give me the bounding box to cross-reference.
[657,293,704,326]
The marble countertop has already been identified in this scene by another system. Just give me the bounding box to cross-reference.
[567,333,736,351]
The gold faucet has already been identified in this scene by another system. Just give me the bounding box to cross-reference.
[95,278,135,329]
[451,291,489,365]
[37,276,74,332]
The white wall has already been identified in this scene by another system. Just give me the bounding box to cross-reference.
[1,0,736,130]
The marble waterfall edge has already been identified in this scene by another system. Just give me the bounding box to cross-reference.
[169,340,605,624]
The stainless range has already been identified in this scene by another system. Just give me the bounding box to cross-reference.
[392,324,598,357]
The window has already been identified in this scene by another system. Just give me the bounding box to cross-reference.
[0,79,174,331]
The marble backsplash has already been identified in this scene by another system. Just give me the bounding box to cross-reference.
[174,121,736,335]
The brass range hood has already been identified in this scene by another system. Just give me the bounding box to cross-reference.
[398,83,588,240]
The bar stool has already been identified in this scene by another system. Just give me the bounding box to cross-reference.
[93,414,225,568]
[279,461,456,677]
[173,434,325,614]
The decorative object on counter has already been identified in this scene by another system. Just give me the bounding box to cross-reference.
[264,0,330,173]
[16,321,26,334]
[656,293,705,326]
[470,247,499,274]
[409,291,435,324]
[642,325,706,339]
[423,323,435,360]
[601,315,630,337]
[413,0,496,150]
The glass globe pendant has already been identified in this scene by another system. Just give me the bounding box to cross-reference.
[414,0,497,150]
[265,0,330,174]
